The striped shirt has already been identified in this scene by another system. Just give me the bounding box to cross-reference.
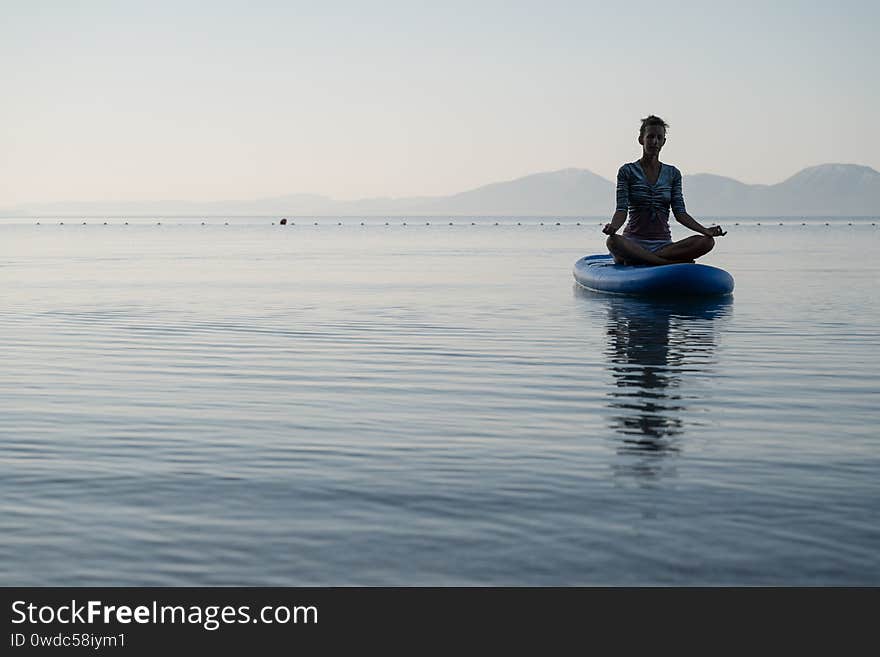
[615,161,687,240]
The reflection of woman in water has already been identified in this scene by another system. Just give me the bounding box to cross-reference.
[585,291,732,474]
[606,305,683,442]
[603,115,727,266]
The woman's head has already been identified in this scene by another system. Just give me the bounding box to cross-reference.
[639,115,668,154]
[639,115,668,139]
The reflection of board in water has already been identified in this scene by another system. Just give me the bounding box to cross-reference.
[575,287,733,478]
[573,254,734,296]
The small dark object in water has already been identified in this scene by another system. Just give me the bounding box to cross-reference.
[280,218,287,225]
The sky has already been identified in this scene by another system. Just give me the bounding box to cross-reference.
[1,0,878,205]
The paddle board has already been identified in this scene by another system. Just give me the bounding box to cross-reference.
[573,254,734,296]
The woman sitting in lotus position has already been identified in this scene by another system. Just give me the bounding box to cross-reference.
[603,115,726,266]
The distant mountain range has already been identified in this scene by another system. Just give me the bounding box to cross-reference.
[3,163,878,217]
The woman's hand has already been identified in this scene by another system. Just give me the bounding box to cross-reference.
[705,225,727,237]
[604,211,627,235]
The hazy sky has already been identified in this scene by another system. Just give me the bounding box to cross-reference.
[1,0,877,204]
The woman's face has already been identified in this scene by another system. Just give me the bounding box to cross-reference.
[640,125,666,155]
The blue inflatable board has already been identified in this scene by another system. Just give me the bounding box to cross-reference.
[573,254,734,297]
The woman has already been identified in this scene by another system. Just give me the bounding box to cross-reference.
[603,115,725,266]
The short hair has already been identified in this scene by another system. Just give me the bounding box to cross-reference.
[639,115,669,139]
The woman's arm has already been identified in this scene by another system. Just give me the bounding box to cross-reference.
[673,211,726,237]
[604,166,630,234]
[670,168,725,236]
[603,210,628,235]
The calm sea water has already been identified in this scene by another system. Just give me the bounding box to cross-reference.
[1,218,878,585]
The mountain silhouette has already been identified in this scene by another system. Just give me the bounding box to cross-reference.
[3,163,878,217]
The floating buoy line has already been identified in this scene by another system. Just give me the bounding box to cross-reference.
[30,218,880,227]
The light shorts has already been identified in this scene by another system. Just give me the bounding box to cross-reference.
[625,237,673,253]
